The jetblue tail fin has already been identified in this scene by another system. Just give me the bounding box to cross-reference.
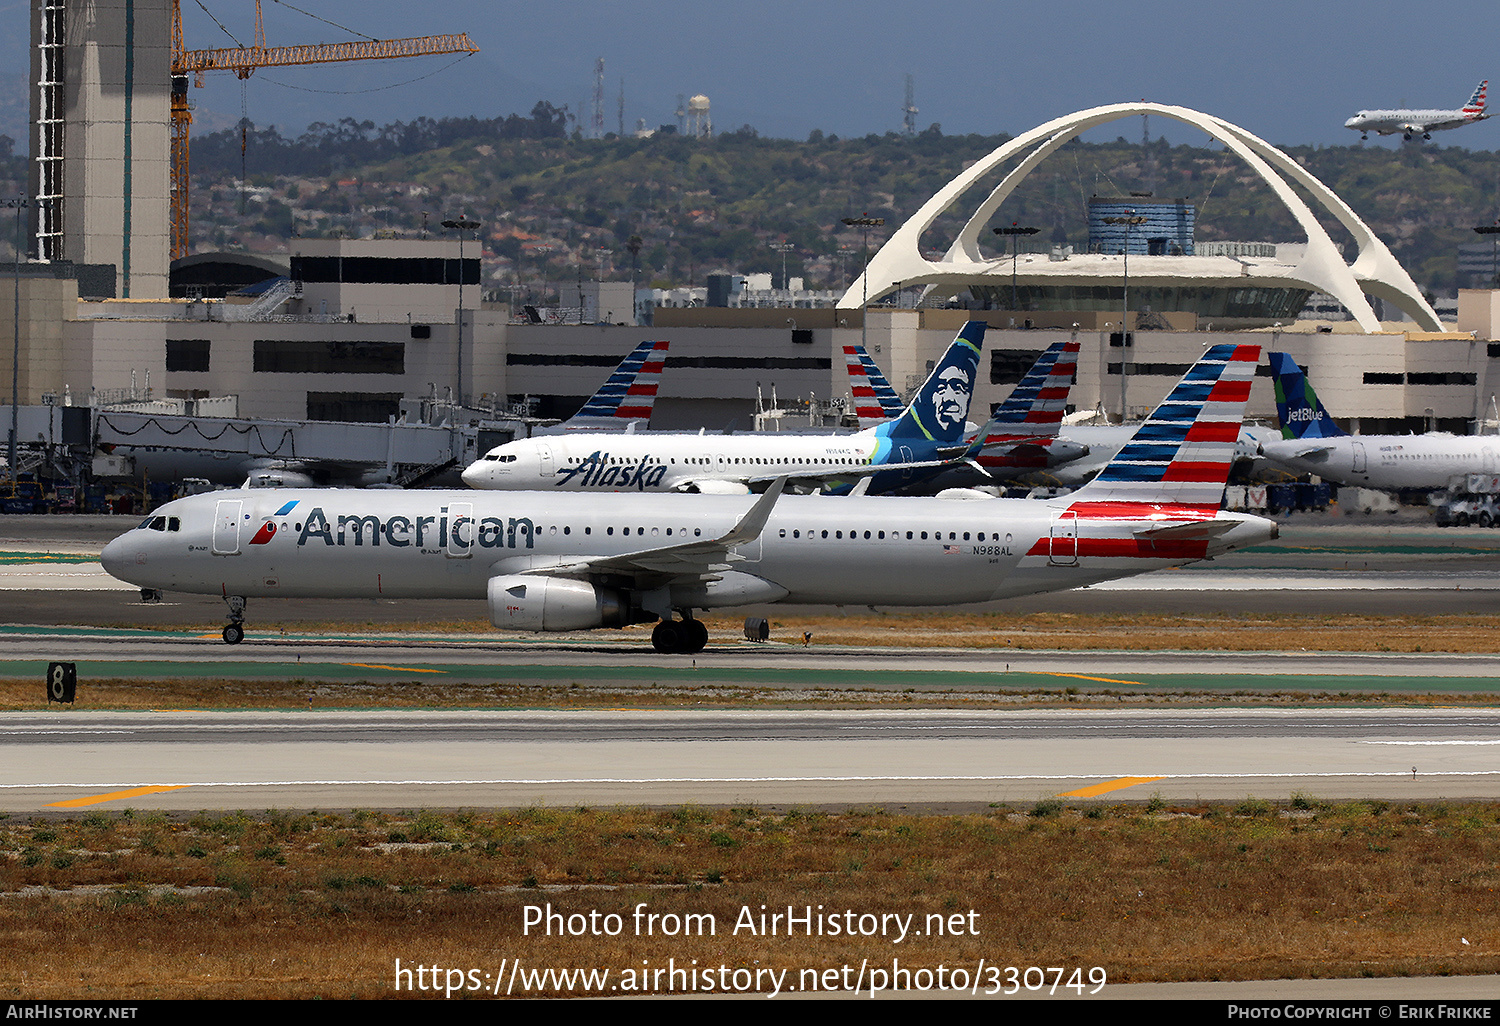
[984,339,1079,441]
[1070,344,1260,510]
[844,344,906,428]
[566,339,669,428]
[876,320,986,443]
[1268,351,1345,440]
[1465,80,1488,116]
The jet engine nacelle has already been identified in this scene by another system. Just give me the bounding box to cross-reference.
[687,479,752,495]
[487,574,633,632]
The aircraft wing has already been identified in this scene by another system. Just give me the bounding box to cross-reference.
[520,477,787,583]
[744,440,991,491]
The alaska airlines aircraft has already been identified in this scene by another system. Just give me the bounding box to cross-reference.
[461,321,990,496]
[101,344,1273,653]
[1345,81,1488,141]
[1258,352,1499,490]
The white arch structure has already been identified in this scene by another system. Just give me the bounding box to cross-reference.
[840,102,1441,333]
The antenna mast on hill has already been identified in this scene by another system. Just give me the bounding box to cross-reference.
[903,74,918,136]
[593,58,606,139]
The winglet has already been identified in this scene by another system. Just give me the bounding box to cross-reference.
[718,476,786,547]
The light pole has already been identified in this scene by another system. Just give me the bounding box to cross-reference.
[769,241,794,297]
[441,216,481,409]
[842,215,885,356]
[1102,211,1146,418]
[1475,223,1500,287]
[991,223,1039,313]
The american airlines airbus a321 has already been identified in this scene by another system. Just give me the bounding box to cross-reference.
[101,344,1274,654]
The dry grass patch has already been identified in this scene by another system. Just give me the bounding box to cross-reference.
[2,802,1498,998]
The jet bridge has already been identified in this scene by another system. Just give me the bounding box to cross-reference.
[92,410,526,488]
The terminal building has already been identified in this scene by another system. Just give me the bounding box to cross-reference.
[7,4,1500,498]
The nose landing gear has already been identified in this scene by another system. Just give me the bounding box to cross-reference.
[223,595,247,645]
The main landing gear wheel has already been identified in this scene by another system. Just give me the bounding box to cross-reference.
[222,623,245,645]
[651,616,708,655]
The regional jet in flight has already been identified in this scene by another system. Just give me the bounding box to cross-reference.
[1257,352,1498,491]
[1345,81,1488,141]
[101,344,1273,653]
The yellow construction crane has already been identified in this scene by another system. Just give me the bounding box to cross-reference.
[170,1,479,260]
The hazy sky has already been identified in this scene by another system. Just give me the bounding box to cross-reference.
[4,0,1499,149]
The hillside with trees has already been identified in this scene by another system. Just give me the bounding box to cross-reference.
[184,110,1500,302]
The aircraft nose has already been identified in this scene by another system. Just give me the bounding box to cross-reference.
[99,535,132,582]
[460,461,487,488]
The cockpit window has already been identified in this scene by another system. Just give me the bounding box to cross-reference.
[137,515,181,532]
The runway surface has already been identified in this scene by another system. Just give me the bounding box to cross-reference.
[5,707,1498,812]
[2,512,1499,812]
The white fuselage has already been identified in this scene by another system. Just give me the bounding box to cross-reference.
[1259,433,1500,491]
[101,488,1275,612]
[1344,108,1484,136]
[461,431,921,494]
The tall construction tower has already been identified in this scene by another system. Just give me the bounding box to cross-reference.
[30,0,173,299]
[903,74,918,136]
[168,1,477,261]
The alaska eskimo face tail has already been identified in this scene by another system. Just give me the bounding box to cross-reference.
[879,320,986,443]
[569,339,670,425]
[1268,351,1345,440]
[1072,343,1261,510]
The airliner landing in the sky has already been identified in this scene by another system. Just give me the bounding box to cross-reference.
[1345,81,1488,141]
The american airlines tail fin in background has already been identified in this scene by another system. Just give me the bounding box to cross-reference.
[559,339,669,430]
[1070,343,1261,510]
[985,339,1078,439]
[844,345,906,428]
[1268,352,1346,440]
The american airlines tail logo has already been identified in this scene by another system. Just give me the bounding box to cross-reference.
[554,451,669,490]
[1467,80,1488,115]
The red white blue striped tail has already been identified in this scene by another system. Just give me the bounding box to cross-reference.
[1071,343,1260,510]
[570,339,669,424]
[844,344,906,428]
[1465,80,1488,116]
[984,339,1079,441]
